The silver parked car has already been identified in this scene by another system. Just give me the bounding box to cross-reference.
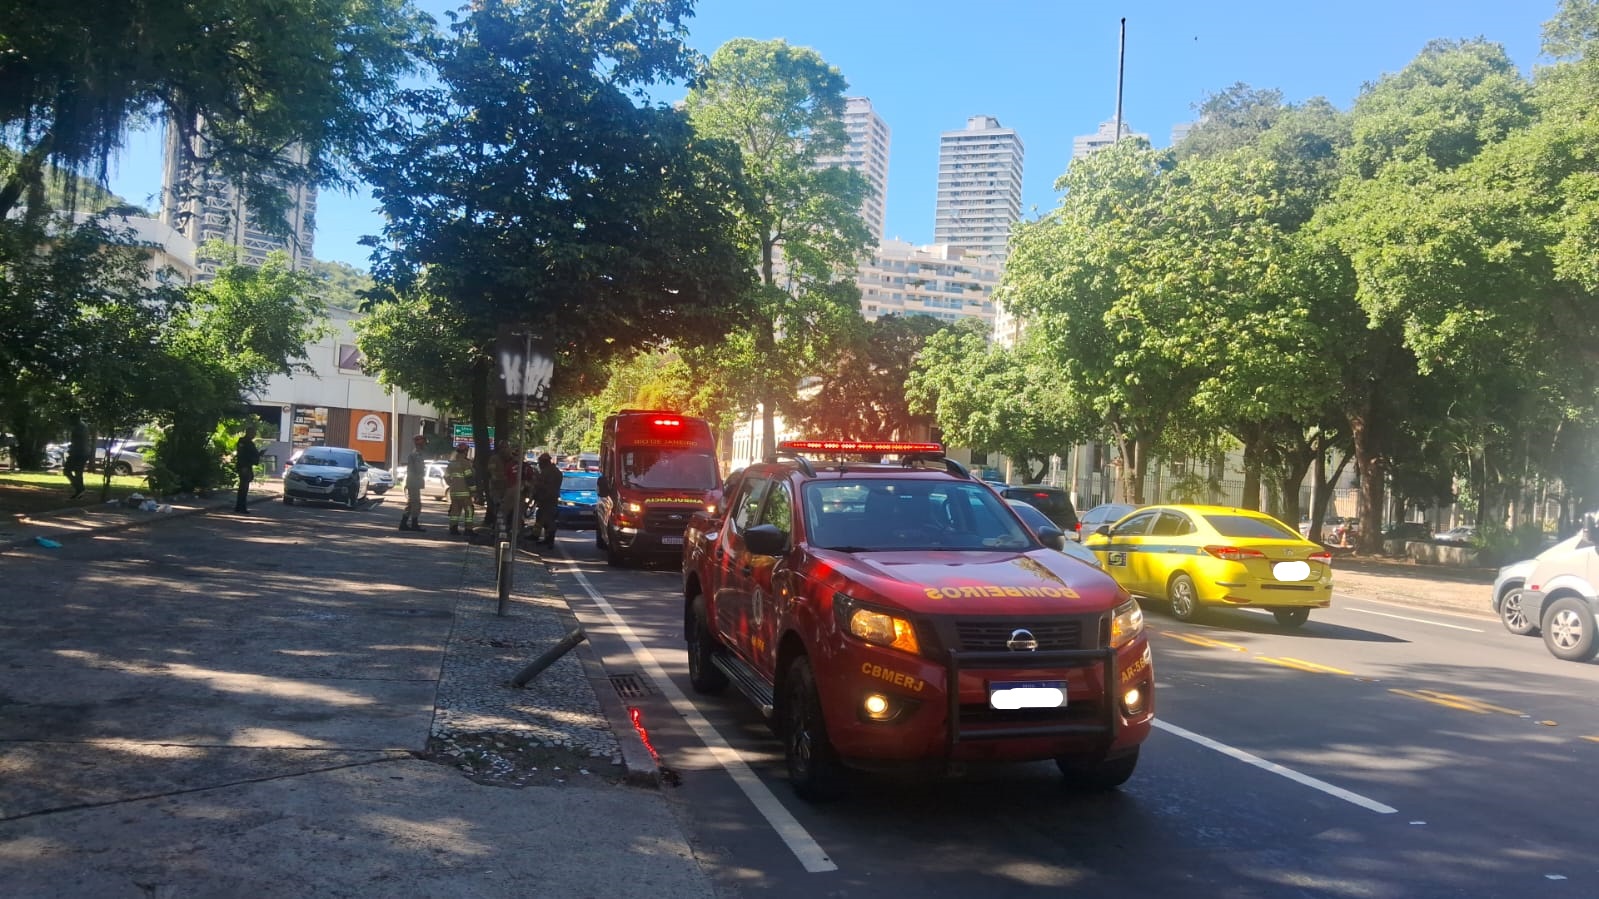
[1494,533,1585,636]
[283,446,369,509]
[364,465,394,495]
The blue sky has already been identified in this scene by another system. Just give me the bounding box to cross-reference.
[108,0,1555,271]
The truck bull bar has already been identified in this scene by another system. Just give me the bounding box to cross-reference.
[945,646,1119,749]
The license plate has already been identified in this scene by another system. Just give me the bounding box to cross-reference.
[661,536,683,545]
[989,680,1067,710]
[1273,560,1310,582]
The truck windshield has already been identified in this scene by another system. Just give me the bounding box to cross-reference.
[804,478,1035,551]
[621,450,718,490]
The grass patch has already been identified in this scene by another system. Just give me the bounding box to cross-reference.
[0,471,160,518]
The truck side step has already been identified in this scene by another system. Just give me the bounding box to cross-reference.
[711,652,775,717]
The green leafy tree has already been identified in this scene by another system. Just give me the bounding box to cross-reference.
[790,314,948,442]
[0,0,425,224]
[684,38,874,459]
[907,320,1095,484]
[363,0,755,458]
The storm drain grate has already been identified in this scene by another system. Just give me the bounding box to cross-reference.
[609,673,654,699]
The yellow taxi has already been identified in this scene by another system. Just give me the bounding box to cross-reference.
[1082,504,1333,627]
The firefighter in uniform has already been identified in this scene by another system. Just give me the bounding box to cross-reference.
[400,434,427,532]
[532,452,562,547]
[446,444,476,536]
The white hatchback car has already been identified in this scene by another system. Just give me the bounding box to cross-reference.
[283,447,370,509]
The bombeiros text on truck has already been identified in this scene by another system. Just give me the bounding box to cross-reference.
[680,438,1154,799]
[594,410,721,567]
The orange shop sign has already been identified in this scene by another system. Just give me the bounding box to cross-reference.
[350,410,389,464]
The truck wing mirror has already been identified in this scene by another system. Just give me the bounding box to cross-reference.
[1038,525,1066,551]
[744,523,787,556]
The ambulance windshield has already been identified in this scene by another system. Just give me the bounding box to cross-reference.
[621,449,719,490]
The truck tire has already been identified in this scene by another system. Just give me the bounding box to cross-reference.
[1542,597,1599,662]
[783,655,844,800]
[1057,747,1139,791]
[686,594,728,694]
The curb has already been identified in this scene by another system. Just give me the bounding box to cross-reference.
[519,541,663,789]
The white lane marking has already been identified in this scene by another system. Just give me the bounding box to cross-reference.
[556,550,838,874]
[1344,607,1483,633]
[1154,719,1397,814]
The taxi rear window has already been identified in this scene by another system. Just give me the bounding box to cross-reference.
[1204,514,1300,540]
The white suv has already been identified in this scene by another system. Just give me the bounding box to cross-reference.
[1520,515,1599,662]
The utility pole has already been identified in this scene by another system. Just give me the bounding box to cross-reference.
[1114,17,1127,146]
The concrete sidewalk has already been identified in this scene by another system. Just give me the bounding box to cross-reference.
[0,486,706,898]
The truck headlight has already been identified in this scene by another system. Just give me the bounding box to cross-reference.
[1110,599,1144,649]
[835,594,920,655]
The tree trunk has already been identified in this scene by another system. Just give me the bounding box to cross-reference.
[1241,442,1261,512]
[1349,413,1387,555]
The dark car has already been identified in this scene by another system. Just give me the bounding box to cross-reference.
[283,446,369,509]
[1077,502,1140,542]
[997,485,1079,535]
[554,471,600,528]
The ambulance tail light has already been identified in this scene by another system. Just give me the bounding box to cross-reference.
[1203,545,1267,562]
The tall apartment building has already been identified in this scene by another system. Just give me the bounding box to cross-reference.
[856,239,999,326]
[816,96,891,241]
[159,121,317,275]
[933,115,1024,260]
[1071,118,1150,160]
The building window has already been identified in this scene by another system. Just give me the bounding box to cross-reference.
[337,343,367,374]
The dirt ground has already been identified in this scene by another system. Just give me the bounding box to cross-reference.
[1329,554,1496,618]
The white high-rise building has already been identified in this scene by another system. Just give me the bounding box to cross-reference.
[816,96,890,241]
[855,239,999,326]
[160,121,317,276]
[1072,118,1150,160]
[933,115,1024,260]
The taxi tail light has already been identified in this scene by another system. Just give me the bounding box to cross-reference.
[1203,545,1267,562]
[1309,550,1332,564]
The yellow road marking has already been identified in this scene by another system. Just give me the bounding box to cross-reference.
[1413,690,1522,716]
[1258,656,1352,675]
[1164,632,1247,651]
[1389,689,1486,713]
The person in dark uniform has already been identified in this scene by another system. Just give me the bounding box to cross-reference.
[532,452,562,547]
[235,425,261,513]
[64,415,91,499]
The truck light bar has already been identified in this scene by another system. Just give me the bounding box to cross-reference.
[780,440,943,454]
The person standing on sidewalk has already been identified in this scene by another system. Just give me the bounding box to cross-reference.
[445,444,476,536]
[64,415,91,499]
[531,452,562,547]
[400,434,428,532]
[234,425,260,514]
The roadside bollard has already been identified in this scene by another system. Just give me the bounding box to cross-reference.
[496,540,512,616]
[511,627,587,687]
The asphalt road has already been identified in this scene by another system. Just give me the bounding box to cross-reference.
[551,533,1599,898]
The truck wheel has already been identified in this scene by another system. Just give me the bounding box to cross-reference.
[1272,608,1310,628]
[686,594,728,694]
[1167,573,1199,621]
[1498,584,1538,636]
[282,495,294,505]
[1542,597,1599,662]
[783,655,843,800]
[1057,747,1139,791]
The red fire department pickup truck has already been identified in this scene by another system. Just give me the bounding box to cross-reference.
[680,440,1154,799]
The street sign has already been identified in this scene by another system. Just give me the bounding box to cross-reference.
[451,424,494,448]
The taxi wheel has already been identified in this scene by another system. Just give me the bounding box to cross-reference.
[1498,585,1538,636]
[1272,608,1310,628]
[1058,747,1138,791]
[783,655,843,800]
[1542,597,1599,662]
[686,594,728,694]
[1167,573,1200,621]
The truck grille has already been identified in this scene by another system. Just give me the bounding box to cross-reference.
[954,618,1089,652]
[642,507,695,534]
